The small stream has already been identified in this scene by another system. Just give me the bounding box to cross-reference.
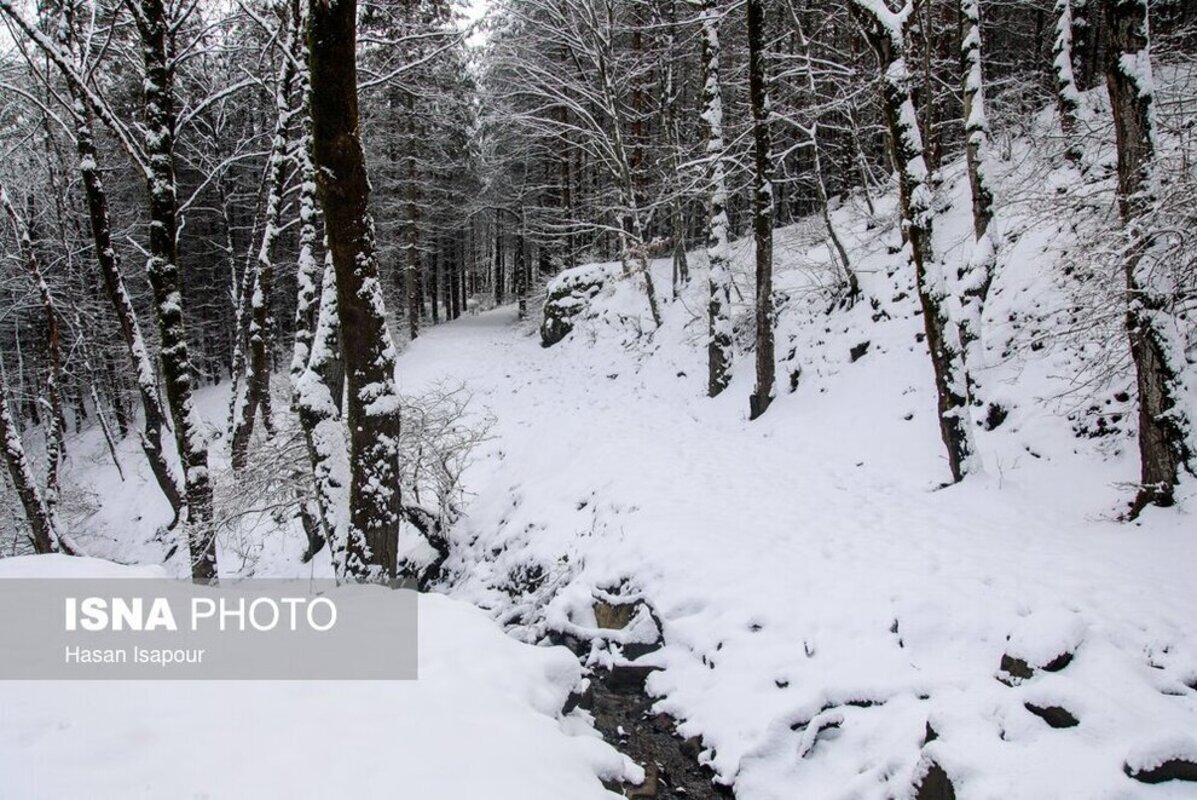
[585,665,734,799]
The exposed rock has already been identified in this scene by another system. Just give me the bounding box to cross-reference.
[999,653,1035,682]
[595,598,640,630]
[1125,758,1197,784]
[593,594,664,660]
[914,759,957,800]
[983,402,1008,431]
[562,680,594,714]
[999,647,1074,684]
[625,762,660,797]
[605,664,661,695]
[1042,651,1074,672]
[1024,703,1079,728]
[850,341,871,362]
[540,264,618,347]
[589,671,733,799]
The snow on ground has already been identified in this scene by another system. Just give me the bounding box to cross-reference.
[399,299,1197,798]
[391,103,1197,796]
[4,80,1197,799]
[0,556,637,799]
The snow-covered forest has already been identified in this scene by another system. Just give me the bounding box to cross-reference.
[1,0,1196,796]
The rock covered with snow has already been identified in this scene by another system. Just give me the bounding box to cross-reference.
[540,263,622,347]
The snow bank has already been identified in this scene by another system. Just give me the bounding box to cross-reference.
[0,555,635,799]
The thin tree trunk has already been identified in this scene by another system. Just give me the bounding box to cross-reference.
[789,3,858,301]
[1054,0,1084,162]
[958,0,997,380]
[0,365,58,554]
[131,0,217,581]
[699,0,733,398]
[68,85,182,517]
[855,0,978,482]
[405,91,421,341]
[747,0,775,420]
[231,16,299,470]
[0,185,65,509]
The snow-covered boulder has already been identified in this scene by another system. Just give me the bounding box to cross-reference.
[540,263,620,347]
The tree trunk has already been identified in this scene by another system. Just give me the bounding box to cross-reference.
[133,0,217,581]
[747,0,775,420]
[0,186,65,510]
[0,366,58,554]
[231,15,298,470]
[1054,0,1083,162]
[958,0,996,382]
[699,0,733,398]
[1104,0,1192,514]
[70,91,182,517]
[855,1,978,482]
[515,228,528,320]
[309,0,402,581]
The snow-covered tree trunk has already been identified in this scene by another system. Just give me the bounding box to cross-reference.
[746,0,775,420]
[1104,0,1192,513]
[958,0,996,378]
[0,365,57,554]
[294,258,351,580]
[309,0,403,582]
[133,0,217,581]
[698,0,732,398]
[854,0,978,482]
[1,0,184,518]
[287,2,345,569]
[1054,0,1084,162]
[231,12,300,471]
[290,29,322,397]
[601,69,662,328]
[0,185,65,510]
[69,87,182,518]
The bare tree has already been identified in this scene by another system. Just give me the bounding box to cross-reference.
[698,0,733,398]
[746,0,774,420]
[1103,0,1193,514]
[853,0,978,482]
[957,0,996,383]
[1053,0,1083,162]
[230,3,302,470]
[308,0,403,581]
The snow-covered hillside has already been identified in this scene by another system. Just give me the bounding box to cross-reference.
[395,94,1196,797]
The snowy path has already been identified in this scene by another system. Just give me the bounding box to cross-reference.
[401,305,1197,799]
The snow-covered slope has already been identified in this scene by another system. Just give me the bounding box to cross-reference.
[390,94,1197,797]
